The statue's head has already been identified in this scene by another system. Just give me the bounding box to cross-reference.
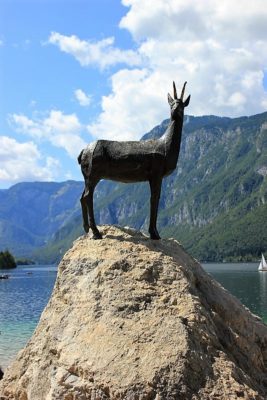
[168,81,190,120]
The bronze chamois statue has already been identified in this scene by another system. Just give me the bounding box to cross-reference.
[78,81,190,240]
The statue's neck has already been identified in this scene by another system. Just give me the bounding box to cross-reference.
[161,117,184,156]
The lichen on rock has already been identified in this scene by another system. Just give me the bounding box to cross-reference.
[1,225,267,399]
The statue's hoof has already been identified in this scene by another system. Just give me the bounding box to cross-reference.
[83,224,89,233]
[92,231,102,240]
[149,232,161,240]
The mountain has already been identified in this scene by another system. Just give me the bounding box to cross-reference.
[0,112,266,262]
[0,181,83,257]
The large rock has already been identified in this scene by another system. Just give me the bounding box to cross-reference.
[1,226,267,399]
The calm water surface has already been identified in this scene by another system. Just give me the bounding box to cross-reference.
[0,265,57,369]
[203,262,267,323]
[0,262,266,370]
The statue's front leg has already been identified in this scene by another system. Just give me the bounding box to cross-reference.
[149,178,162,240]
[149,228,161,240]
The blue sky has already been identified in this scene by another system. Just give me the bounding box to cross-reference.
[1,0,267,188]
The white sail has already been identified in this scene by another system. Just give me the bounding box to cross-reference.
[258,253,267,271]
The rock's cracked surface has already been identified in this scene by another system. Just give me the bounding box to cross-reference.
[1,225,267,399]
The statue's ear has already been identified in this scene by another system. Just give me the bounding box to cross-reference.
[183,95,191,107]
[168,93,174,105]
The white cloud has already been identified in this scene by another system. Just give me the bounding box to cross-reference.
[48,32,142,70]
[10,110,87,158]
[0,136,60,184]
[74,89,91,106]
[88,68,169,140]
[50,0,267,141]
[11,114,44,138]
[88,0,267,139]
[120,0,267,43]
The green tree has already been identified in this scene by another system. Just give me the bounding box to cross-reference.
[0,250,17,269]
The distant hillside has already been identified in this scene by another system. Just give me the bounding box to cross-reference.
[0,112,266,262]
[0,181,83,257]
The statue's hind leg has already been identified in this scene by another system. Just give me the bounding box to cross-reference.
[85,181,102,239]
[80,190,89,233]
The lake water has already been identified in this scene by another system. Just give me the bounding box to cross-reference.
[0,265,57,369]
[203,262,267,324]
[0,262,266,370]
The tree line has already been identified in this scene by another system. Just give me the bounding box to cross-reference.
[0,250,16,269]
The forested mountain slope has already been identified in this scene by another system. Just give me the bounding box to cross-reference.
[1,112,266,262]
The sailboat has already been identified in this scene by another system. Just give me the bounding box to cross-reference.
[258,253,267,271]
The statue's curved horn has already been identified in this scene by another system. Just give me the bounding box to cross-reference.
[173,81,178,99]
[180,81,187,101]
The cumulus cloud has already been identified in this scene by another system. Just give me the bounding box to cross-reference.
[74,89,92,106]
[0,136,60,184]
[52,0,267,141]
[88,68,170,140]
[10,110,87,158]
[48,32,142,69]
[120,0,267,43]
[89,0,267,139]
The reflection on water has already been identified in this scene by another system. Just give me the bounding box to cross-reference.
[203,262,267,324]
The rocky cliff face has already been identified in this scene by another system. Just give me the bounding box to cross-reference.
[1,112,267,262]
[38,111,267,262]
[1,226,267,399]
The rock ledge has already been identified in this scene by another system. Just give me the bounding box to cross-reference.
[1,225,267,399]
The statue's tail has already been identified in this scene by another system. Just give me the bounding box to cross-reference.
[78,150,83,165]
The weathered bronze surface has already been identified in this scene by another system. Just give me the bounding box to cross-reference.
[78,82,190,239]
